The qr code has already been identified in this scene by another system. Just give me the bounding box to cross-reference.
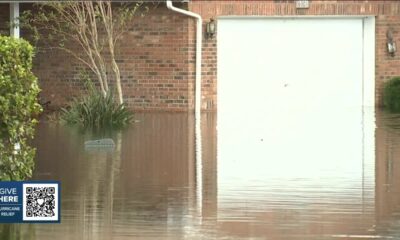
[22,183,59,222]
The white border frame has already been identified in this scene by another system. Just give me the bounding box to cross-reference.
[363,16,375,107]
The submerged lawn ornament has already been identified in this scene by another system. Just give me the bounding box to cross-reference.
[84,138,115,149]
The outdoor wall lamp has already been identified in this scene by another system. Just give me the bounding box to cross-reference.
[387,28,397,56]
[206,18,216,39]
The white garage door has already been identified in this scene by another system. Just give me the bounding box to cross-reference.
[216,18,376,216]
[218,18,374,114]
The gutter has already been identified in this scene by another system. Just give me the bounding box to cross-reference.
[166,0,202,121]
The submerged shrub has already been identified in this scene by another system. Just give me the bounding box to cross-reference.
[0,36,42,180]
[384,77,400,112]
[61,84,133,129]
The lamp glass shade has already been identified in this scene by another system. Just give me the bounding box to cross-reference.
[207,20,215,36]
[388,41,397,54]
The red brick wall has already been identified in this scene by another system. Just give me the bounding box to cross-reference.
[21,3,194,112]
[117,5,194,111]
[2,2,400,111]
[189,0,400,110]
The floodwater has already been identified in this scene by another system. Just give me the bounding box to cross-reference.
[2,108,400,239]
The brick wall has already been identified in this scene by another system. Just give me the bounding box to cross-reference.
[2,1,400,111]
[21,3,194,112]
[189,0,400,110]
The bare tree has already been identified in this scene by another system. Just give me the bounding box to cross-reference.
[21,1,145,104]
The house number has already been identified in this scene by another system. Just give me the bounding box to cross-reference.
[296,0,310,9]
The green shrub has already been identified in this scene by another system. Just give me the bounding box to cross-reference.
[61,84,133,129]
[0,36,42,181]
[384,77,400,112]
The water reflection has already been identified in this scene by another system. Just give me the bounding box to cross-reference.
[33,113,197,240]
[216,107,375,240]
[2,109,400,239]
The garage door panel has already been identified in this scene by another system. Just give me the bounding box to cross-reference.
[217,18,375,220]
[217,18,369,175]
[218,18,364,114]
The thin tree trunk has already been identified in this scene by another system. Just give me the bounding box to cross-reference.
[108,39,123,104]
[100,1,124,104]
[111,54,123,104]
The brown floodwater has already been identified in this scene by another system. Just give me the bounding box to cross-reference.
[2,108,400,239]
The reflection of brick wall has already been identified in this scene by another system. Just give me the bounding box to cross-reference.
[375,112,400,223]
[189,1,400,110]
[120,113,193,187]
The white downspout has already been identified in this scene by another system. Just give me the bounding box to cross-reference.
[166,0,202,121]
[10,2,20,38]
[166,0,203,222]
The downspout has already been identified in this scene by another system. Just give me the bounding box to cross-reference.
[10,2,20,38]
[166,0,202,120]
[166,0,203,220]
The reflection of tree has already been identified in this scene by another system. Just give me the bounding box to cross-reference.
[35,124,124,240]
[114,113,193,237]
[79,129,122,240]
[30,114,198,238]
